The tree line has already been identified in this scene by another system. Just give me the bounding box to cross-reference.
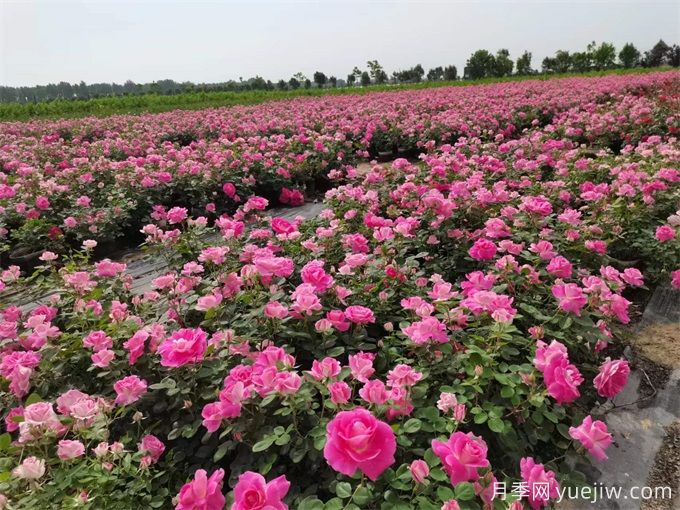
[1,39,678,104]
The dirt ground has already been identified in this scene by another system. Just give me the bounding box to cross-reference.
[635,323,680,369]
[642,421,680,510]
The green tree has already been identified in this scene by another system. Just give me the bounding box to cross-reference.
[644,39,671,67]
[329,76,337,87]
[515,51,533,75]
[670,45,680,67]
[543,50,572,73]
[427,66,444,81]
[288,77,300,90]
[360,71,371,86]
[443,65,457,80]
[619,43,641,68]
[492,49,513,77]
[346,74,356,86]
[313,71,327,88]
[464,49,495,79]
[367,60,387,84]
[570,51,592,73]
[592,42,617,70]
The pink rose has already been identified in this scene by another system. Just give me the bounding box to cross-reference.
[264,302,288,319]
[310,357,341,381]
[138,434,165,463]
[58,440,85,460]
[441,501,461,510]
[92,349,115,368]
[231,471,290,510]
[359,379,389,405]
[551,283,587,315]
[409,460,429,484]
[520,457,560,509]
[167,206,188,224]
[546,256,572,278]
[12,456,45,480]
[432,432,489,485]
[158,328,207,367]
[672,269,680,289]
[402,316,448,344]
[348,352,375,383]
[344,305,375,325]
[328,381,351,405]
[593,358,630,398]
[271,217,295,235]
[301,260,334,292]
[4,406,23,432]
[113,375,148,405]
[222,182,236,197]
[176,469,225,510]
[655,225,676,242]
[324,408,396,481]
[535,341,583,403]
[569,415,612,461]
[468,238,497,261]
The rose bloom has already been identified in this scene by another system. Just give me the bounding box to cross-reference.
[672,269,680,289]
[520,457,560,509]
[344,305,375,325]
[166,206,188,224]
[409,460,429,484]
[113,375,148,405]
[328,381,351,405]
[58,439,86,460]
[655,225,676,242]
[138,434,165,463]
[468,238,497,261]
[348,352,375,383]
[12,456,45,480]
[441,501,461,510]
[551,283,587,315]
[593,358,630,398]
[324,408,396,481]
[176,469,225,510]
[310,357,341,381]
[231,471,290,510]
[158,328,208,367]
[569,415,613,461]
[432,432,489,485]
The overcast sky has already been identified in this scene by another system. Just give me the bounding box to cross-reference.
[1,0,678,87]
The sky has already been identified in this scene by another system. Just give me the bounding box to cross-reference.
[0,0,678,87]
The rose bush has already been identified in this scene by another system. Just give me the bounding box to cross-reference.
[0,72,679,509]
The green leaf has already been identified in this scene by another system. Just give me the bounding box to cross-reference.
[299,497,325,510]
[454,482,476,501]
[213,442,230,462]
[353,486,372,505]
[0,433,10,451]
[488,418,505,433]
[25,393,42,405]
[324,498,344,510]
[473,412,488,424]
[252,436,275,452]
[326,346,345,357]
[336,482,353,499]
[402,418,422,433]
[501,386,514,398]
[436,486,455,502]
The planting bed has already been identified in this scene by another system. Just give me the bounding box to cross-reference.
[0,72,680,509]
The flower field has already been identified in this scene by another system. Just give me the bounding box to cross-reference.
[0,71,680,509]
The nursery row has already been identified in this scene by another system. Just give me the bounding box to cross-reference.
[0,72,678,261]
[0,73,679,509]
